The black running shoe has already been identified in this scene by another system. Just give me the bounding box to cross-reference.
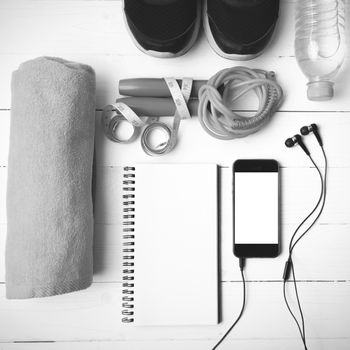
[123,0,201,58]
[204,0,280,60]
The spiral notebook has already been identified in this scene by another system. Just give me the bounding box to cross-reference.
[121,164,219,326]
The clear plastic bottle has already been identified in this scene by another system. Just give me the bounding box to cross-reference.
[295,0,346,101]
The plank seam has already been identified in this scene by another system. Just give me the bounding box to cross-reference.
[2,337,350,344]
[2,109,350,113]
[1,281,349,285]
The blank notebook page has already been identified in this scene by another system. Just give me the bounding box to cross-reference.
[132,164,218,326]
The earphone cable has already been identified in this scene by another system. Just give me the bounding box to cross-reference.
[291,260,307,348]
[288,155,324,254]
[290,147,327,344]
[290,151,327,253]
[283,277,308,350]
[321,146,328,202]
[284,146,327,350]
[212,258,246,350]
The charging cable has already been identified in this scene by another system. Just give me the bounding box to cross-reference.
[212,257,246,350]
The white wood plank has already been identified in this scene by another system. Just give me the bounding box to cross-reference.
[0,113,10,166]
[3,164,349,277]
[1,339,350,350]
[0,1,349,111]
[1,110,349,168]
[94,111,350,168]
[0,0,344,60]
[0,1,294,57]
[91,222,350,283]
[1,164,349,283]
[91,165,350,283]
[94,165,350,282]
[5,138,348,228]
[1,220,349,284]
[93,166,349,226]
[218,168,350,281]
[0,225,5,285]
[0,169,7,224]
[220,223,350,282]
[1,54,349,112]
[0,282,348,342]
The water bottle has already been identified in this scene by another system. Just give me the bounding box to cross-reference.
[295,0,346,101]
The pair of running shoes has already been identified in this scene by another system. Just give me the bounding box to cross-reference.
[123,0,280,60]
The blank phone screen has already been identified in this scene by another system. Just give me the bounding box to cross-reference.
[235,172,279,244]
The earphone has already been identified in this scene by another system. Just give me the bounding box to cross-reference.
[300,123,323,146]
[285,123,323,152]
[285,134,310,156]
[284,123,327,350]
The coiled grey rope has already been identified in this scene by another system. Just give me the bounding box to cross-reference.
[198,67,283,140]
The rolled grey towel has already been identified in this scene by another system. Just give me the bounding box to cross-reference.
[6,57,96,299]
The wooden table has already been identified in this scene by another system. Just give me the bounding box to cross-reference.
[0,0,349,349]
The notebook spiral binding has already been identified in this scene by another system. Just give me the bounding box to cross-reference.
[122,166,136,323]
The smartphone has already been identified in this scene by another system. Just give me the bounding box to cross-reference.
[233,159,280,258]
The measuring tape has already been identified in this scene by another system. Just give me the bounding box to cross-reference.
[102,77,192,156]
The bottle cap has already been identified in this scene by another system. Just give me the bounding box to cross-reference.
[307,81,334,101]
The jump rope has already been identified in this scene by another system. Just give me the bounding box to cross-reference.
[102,66,283,156]
[102,68,327,349]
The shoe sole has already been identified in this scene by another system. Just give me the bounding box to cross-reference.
[122,0,202,59]
[203,0,267,61]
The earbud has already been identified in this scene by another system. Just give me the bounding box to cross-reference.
[285,134,310,156]
[300,123,323,147]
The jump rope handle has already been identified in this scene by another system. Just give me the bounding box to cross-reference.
[119,78,206,98]
[115,97,199,117]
